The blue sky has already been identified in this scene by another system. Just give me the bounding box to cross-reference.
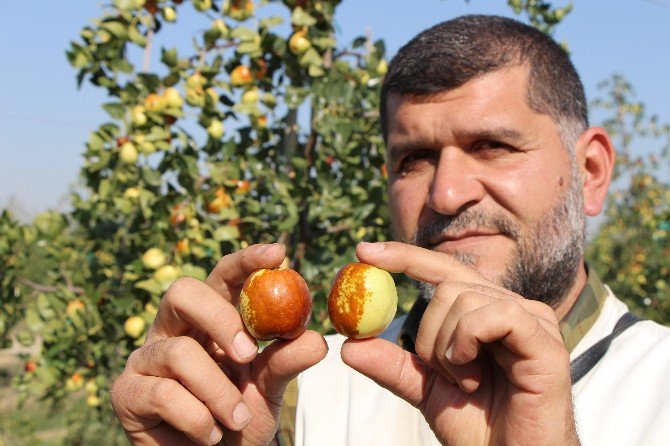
[1,0,669,220]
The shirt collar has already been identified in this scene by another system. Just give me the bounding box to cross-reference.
[396,265,608,354]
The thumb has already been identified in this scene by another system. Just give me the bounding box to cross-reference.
[252,330,328,406]
[341,337,429,409]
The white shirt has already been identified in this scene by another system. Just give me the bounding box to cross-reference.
[293,289,670,445]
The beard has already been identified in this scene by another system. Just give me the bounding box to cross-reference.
[411,165,585,309]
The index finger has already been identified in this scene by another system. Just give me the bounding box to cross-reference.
[205,243,286,303]
[356,241,492,286]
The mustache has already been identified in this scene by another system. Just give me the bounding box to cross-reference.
[413,208,521,247]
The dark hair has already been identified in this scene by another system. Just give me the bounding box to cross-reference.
[380,15,588,150]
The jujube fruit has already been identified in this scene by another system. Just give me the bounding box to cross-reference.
[328,262,397,339]
[239,268,312,341]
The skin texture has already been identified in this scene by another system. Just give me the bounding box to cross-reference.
[110,65,615,445]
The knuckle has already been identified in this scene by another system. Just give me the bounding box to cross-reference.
[165,276,199,302]
[166,336,200,364]
[148,378,176,414]
[499,296,522,314]
[413,338,432,364]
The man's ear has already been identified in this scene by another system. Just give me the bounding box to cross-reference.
[575,127,616,216]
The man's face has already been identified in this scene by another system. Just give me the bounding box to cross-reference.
[385,66,585,307]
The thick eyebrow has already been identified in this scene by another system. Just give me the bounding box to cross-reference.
[387,127,529,163]
[460,127,529,146]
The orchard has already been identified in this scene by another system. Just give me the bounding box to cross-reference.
[0,1,667,444]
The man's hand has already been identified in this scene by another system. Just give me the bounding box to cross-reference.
[111,243,328,446]
[342,241,579,445]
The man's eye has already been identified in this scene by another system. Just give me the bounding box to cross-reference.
[398,150,435,172]
[474,140,516,153]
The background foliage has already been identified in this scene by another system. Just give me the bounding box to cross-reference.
[0,0,666,444]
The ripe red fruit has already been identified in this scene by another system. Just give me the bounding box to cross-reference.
[239,268,312,341]
[25,360,37,373]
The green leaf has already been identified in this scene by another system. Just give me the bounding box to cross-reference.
[213,225,240,241]
[230,26,258,42]
[135,279,163,296]
[101,20,128,39]
[291,7,317,27]
[259,16,284,29]
[351,36,367,49]
[102,102,125,119]
[128,26,147,46]
[161,47,178,67]
[181,264,207,281]
[237,40,261,55]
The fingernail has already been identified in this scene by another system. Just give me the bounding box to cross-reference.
[209,425,223,445]
[234,331,257,359]
[359,242,385,253]
[233,402,251,428]
[445,344,454,361]
[256,244,271,253]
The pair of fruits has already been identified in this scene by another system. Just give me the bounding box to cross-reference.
[240,262,397,341]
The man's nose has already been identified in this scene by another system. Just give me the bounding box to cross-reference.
[426,148,485,216]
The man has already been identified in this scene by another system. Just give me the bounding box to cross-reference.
[111,15,670,445]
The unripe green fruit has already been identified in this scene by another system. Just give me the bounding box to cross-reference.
[131,105,148,126]
[163,87,183,108]
[207,120,224,138]
[161,6,177,22]
[289,30,311,55]
[124,316,146,339]
[193,0,212,12]
[241,88,259,104]
[141,247,166,269]
[119,142,138,164]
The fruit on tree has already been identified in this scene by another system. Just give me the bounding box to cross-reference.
[206,187,233,213]
[124,315,146,339]
[144,93,167,112]
[239,268,312,340]
[143,0,158,15]
[144,302,158,315]
[376,59,388,76]
[207,120,225,139]
[212,19,228,37]
[65,372,84,392]
[123,187,141,200]
[24,360,37,373]
[141,248,166,269]
[289,29,311,55]
[154,265,180,283]
[163,87,184,108]
[241,87,260,104]
[193,0,212,12]
[328,262,397,339]
[235,179,250,194]
[230,65,253,86]
[227,0,254,21]
[161,6,177,22]
[119,141,138,164]
[86,395,102,407]
[66,299,85,317]
[176,238,190,255]
[187,72,206,89]
[85,380,98,395]
[170,203,191,227]
[131,105,148,126]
